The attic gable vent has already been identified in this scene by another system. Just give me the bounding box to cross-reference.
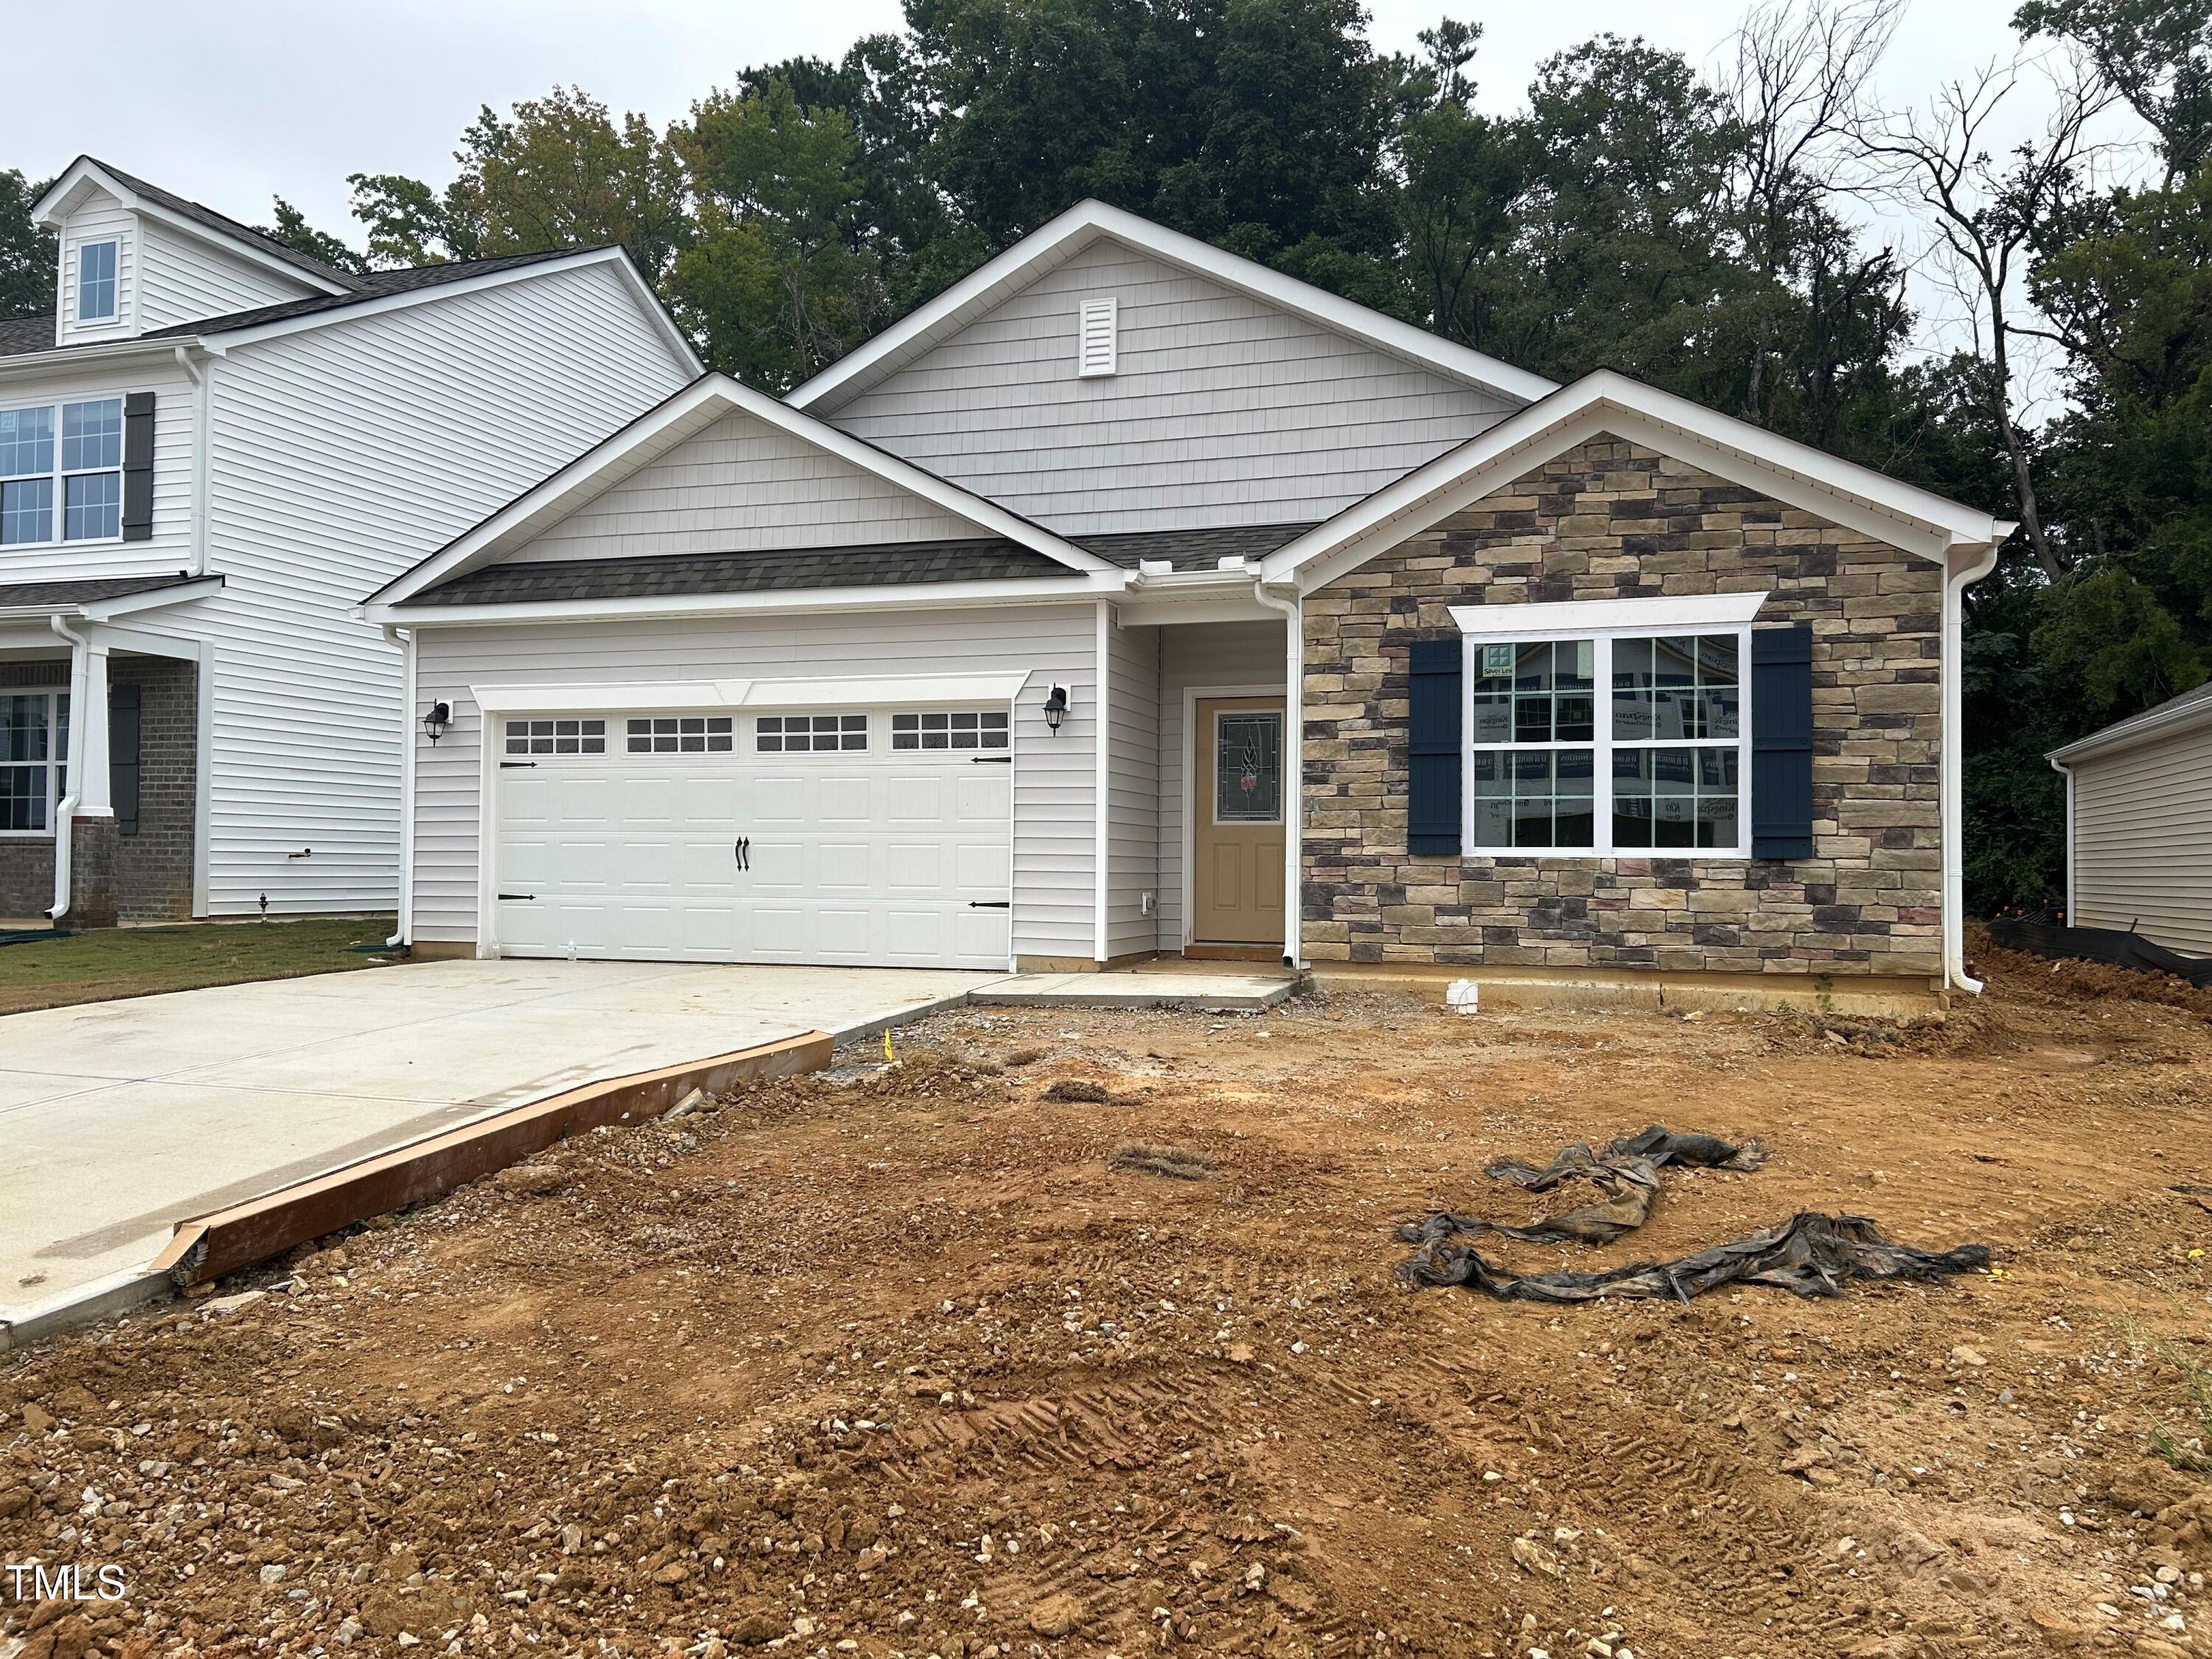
[1077,297,1118,378]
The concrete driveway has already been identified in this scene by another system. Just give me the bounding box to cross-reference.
[0,959,993,1319]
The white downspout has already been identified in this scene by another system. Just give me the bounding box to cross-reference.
[383,625,415,949]
[46,615,89,922]
[1941,538,2004,994]
[1253,577,1304,969]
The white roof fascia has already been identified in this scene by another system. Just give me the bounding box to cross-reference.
[2048,686,2212,768]
[788,199,1556,414]
[35,159,352,296]
[369,373,1116,607]
[195,247,700,375]
[1263,372,2006,594]
[0,337,194,382]
[365,570,1119,629]
[474,671,1032,715]
[0,577,222,625]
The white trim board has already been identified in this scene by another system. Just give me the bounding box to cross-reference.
[1262,371,2012,594]
[370,373,1118,608]
[787,199,1555,415]
[1449,591,1767,637]
[471,672,1033,715]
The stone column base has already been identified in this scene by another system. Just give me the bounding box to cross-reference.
[69,816,122,929]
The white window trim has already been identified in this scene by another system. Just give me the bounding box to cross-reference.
[0,686,70,839]
[0,394,128,548]
[1453,593,1766,861]
[77,240,121,324]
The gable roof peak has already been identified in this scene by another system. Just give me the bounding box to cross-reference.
[788,198,1556,415]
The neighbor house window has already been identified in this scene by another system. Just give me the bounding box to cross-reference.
[890,710,1009,751]
[0,691,69,835]
[0,397,125,545]
[1453,596,1760,858]
[77,241,119,321]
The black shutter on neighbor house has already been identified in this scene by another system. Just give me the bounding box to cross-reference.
[110,682,142,838]
[1750,625,1814,859]
[1408,639,1461,856]
[122,392,156,542]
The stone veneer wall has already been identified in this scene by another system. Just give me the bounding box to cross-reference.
[1301,436,1944,980]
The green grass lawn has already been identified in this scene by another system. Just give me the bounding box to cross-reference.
[0,917,401,1015]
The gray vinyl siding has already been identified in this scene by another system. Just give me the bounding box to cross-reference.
[1105,614,1160,959]
[1158,621,1287,951]
[409,602,1100,960]
[199,260,692,914]
[135,218,322,335]
[2070,725,2212,953]
[825,236,1520,535]
[509,408,986,563]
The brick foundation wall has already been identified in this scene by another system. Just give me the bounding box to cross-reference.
[111,655,198,922]
[1302,436,1944,980]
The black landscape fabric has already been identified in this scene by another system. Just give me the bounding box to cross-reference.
[1397,1124,1990,1303]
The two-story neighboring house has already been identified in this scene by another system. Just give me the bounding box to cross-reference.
[0,158,697,926]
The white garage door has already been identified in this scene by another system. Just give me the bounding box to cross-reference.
[490,708,1013,970]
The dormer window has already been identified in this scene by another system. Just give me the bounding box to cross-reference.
[77,241,118,322]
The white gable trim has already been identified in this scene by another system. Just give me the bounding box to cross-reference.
[35,158,353,297]
[787,200,1556,414]
[1447,590,1767,637]
[369,374,1119,606]
[1262,370,2011,594]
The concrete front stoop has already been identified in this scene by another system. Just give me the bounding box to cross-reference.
[971,963,1303,1012]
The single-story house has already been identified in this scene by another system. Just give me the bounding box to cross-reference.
[2048,681,2212,954]
[364,201,2011,1013]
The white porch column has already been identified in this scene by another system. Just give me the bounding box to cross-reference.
[74,636,114,816]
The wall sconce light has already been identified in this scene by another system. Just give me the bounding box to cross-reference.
[1042,684,1069,734]
[421,700,452,745]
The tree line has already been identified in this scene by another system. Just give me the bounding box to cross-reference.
[4,0,2206,916]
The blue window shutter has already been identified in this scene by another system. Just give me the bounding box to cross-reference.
[1408,639,1461,856]
[1751,625,1814,859]
[122,392,155,543]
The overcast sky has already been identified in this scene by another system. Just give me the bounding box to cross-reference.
[1,0,2148,406]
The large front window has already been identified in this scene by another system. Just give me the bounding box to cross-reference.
[0,398,125,546]
[0,692,70,834]
[1458,603,1756,858]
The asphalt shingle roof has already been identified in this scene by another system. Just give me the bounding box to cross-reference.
[141,247,611,341]
[400,540,1071,608]
[1073,522,1318,569]
[0,573,204,609]
[0,316,57,358]
[86,159,367,291]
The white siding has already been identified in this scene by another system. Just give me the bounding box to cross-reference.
[1105,614,1159,959]
[2070,724,2212,953]
[0,357,197,584]
[55,198,135,347]
[200,260,692,915]
[1158,621,1286,952]
[135,219,323,334]
[408,602,1100,961]
[510,407,984,563]
[827,237,1519,535]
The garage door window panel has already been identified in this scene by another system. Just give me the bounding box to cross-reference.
[757,714,866,753]
[504,718,606,757]
[629,716,734,754]
[891,710,1009,751]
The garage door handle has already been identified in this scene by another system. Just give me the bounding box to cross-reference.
[734,837,751,871]
[500,761,537,769]
[498,893,535,901]
[969,900,1010,909]
[971,755,1012,764]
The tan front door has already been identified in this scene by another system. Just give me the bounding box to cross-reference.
[1192,697,1286,945]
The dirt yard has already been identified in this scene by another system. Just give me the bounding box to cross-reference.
[4,944,2210,1659]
